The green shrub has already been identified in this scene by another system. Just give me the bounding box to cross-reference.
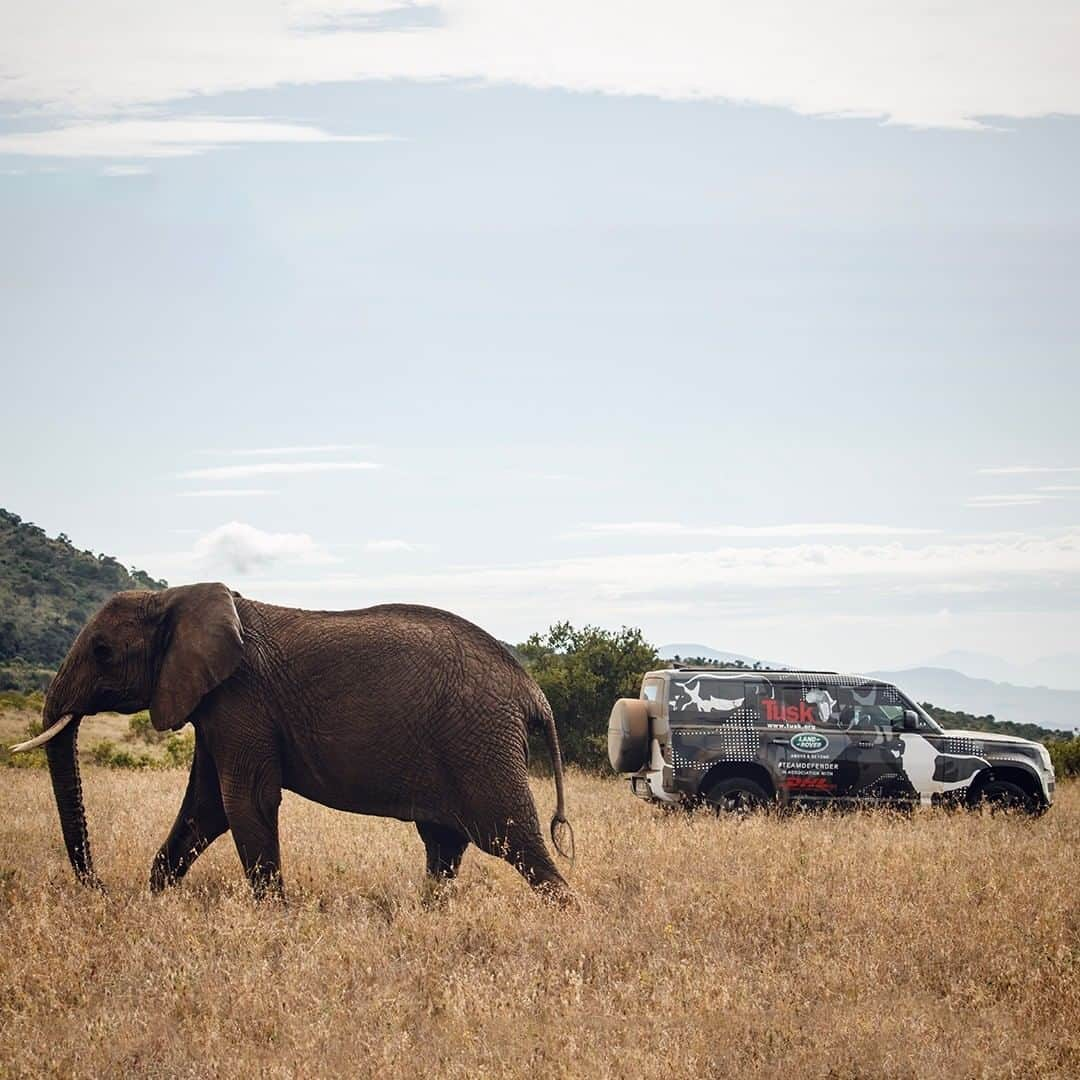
[163,731,195,768]
[127,710,164,744]
[1049,737,1080,779]
[0,689,45,711]
[0,719,47,769]
[0,662,54,693]
[89,739,157,770]
[517,622,658,771]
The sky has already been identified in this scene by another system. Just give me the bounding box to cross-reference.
[2,2,1080,674]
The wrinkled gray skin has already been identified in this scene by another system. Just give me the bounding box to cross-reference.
[39,583,571,900]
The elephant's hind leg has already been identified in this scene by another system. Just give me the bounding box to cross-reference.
[477,804,568,897]
[150,732,229,893]
[416,821,469,881]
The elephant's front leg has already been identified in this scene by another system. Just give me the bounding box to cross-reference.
[220,755,285,901]
[150,731,229,893]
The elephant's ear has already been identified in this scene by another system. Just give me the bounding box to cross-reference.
[150,583,244,732]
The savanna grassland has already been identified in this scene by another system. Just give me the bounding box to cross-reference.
[0,766,1077,1080]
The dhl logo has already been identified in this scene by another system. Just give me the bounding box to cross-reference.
[785,776,833,792]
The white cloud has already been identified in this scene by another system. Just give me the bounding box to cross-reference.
[193,521,335,573]
[2,3,1079,131]
[570,521,938,539]
[1038,485,1080,492]
[0,117,395,159]
[965,494,1061,508]
[978,465,1080,475]
[179,461,382,480]
[236,531,1080,602]
[177,489,278,498]
[366,539,429,552]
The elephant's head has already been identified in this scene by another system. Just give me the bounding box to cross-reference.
[12,582,244,885]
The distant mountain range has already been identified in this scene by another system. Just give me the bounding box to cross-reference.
[868,667,1080,734]
[922,650,1080,692]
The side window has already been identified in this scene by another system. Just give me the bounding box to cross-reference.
[781,686,806,723]
[641,678,663,704]
[747,682,779,723]
[878,705,905,732]
[851,707,882,732]
[668,677,746,715]
[805,686,841,728]
[759,684,825,725]
[835,686,905,732]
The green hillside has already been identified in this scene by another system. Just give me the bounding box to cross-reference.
[0,508,166,688]
[920,702,1073,743]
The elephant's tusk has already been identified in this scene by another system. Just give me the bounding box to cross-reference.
[10,714,74,753]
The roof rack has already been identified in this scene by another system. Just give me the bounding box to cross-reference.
[667,663,781,672]
[666,664,841,676]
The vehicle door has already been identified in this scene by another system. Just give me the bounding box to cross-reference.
[832,687,917,803]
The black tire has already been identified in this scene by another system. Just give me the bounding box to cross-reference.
[969,778,1038,815]
[704,776,770,815]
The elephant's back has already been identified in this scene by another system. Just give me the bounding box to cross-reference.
[239,597,534,714]
[358,601,523,665]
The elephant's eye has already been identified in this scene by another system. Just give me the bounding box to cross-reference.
[92,639,113,665]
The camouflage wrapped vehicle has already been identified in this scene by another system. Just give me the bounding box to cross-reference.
[607,668,1055,814]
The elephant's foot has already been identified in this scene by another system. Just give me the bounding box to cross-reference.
[247,864,286,903]
[419,873,457,910]
[532,877,578,909]
[149,852,172,894]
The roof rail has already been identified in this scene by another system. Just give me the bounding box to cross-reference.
[668,663,790,673]
[666,664,841,676]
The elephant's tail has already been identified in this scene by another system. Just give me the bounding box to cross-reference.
[528,689,575,862]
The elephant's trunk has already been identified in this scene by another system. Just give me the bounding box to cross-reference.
[43,715,100,887]
[18,658,104,887]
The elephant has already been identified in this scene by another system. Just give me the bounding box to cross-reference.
[13,583,573,900]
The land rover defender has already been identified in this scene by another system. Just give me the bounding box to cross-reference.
[608,668,1055,813]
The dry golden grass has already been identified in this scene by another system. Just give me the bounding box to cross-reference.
[0,769,1077,1079]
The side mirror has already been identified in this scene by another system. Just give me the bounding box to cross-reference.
[902,709,920,732]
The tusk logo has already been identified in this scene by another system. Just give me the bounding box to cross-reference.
[790,732,829,754]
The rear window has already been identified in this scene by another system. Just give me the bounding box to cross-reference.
[641,678,663,703]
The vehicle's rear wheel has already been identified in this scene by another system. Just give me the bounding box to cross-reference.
[969,778,1038,815]
[704,776,770,815]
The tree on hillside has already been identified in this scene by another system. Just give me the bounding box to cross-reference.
[517,622,658,770]
[0,508,168,681]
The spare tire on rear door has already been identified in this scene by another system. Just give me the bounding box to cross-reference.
[608,698,651,773]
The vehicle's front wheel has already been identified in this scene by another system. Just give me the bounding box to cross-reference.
[969,778,1039,815]
[704,776,771,815]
